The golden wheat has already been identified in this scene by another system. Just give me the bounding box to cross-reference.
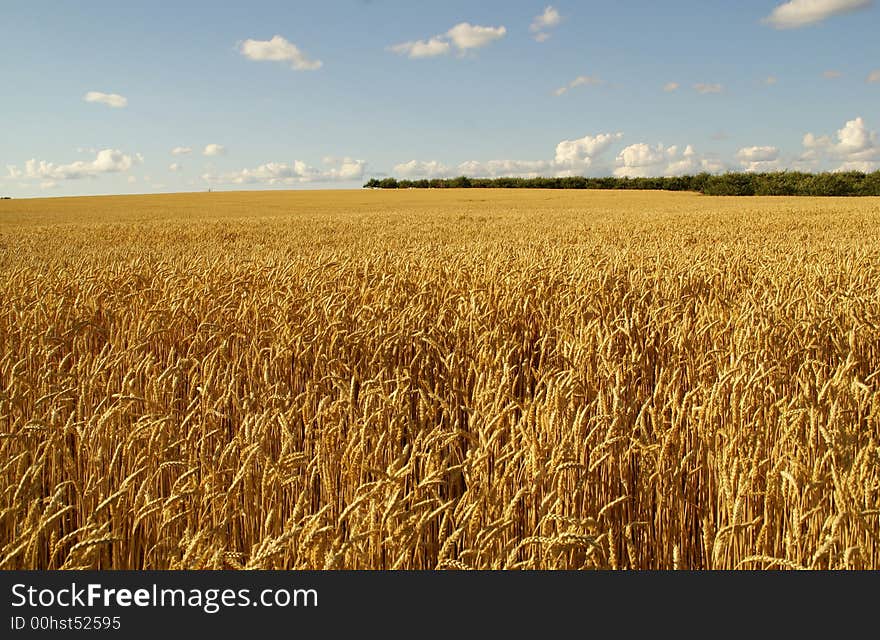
[1,189,878,569]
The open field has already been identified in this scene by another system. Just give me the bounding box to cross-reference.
[1,189,879,569]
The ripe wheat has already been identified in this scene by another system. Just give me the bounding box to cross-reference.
[1,189,878,569]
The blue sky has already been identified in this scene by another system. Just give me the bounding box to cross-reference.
[2,0,879,196]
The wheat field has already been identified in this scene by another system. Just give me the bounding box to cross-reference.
[1,189,879,570]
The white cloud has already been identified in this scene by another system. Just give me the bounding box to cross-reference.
[835,160,879,172]
[171,146,192,156]
[554,133,623,169]
[388,37,451,58]
[613,144,667,177]
[531,6,561,31]
[736,146,781,171]
[83,91,128,108]
[764,75,778,85]
[389,22,506,58]
[203,144,226,157]
[128,176,137,184]
[570,76,599,88]
[446,23,506,51]
[835,117,878,156]
[703,157,728,173]
[457,159,554,178]
[763,0,872,29]
[666,149,697,175]
[220,162,310,184]
[663,82,680,92]
[868,69,880,83]
[40,181,58,190]
[737,146,780,162]
[323,157,367,180]
[239,35,322,70]
[554,75,602,96]
[823,70,842,78]
[614,143,722,177]
[802,133,832,151]
[530,6,561,41]
[392,132,623,179]
[205,157,366,185]
[6,149,138,181]
[802,116,880,168]
[693,83,723,94]
[169,163,182,172]
[394,160,452,178]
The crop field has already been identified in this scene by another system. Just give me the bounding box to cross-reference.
[1,189,879,570]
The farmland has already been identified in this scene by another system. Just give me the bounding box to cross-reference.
[1,189,879,569]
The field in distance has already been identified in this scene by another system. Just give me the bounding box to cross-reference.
[1,189,879,569]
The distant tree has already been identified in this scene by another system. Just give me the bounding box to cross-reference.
[363,170,880,196]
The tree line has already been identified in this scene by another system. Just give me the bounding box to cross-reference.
[364,171,880,196]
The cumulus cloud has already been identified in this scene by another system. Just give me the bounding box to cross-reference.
[762,0,872,29]
[169,163,182,172]
[388,37,451,58]
[530,6,561,30]
[394,159,560,180]
[389,22,506,58]
[393,132,624,180]
[693,83,723,94]
[530,6,562,41]
[239,35,322,70]
[83,91,128,108]
[394,160,452,178]
[833,117,879,157]
[737,146,780,162]
[6,149,139,181]
[868,69,880,83]
[614,144,669,177]
[204,157,366,185]
[802,116,880,170]
[171,146,192,156]
[446,23,507,50]
[802,132,832,149]
[663,82,680,92]
[614,143,722,177]
[554,133,623,170]
[457,159,554,178]
[736,146,781,171]
[390,134,739,181]
[823,70,842,79]
[764,76,779,85]
[553,75,601,96]
[322,157,368,181]
[835,160,879,172]
[203,144,226,157]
